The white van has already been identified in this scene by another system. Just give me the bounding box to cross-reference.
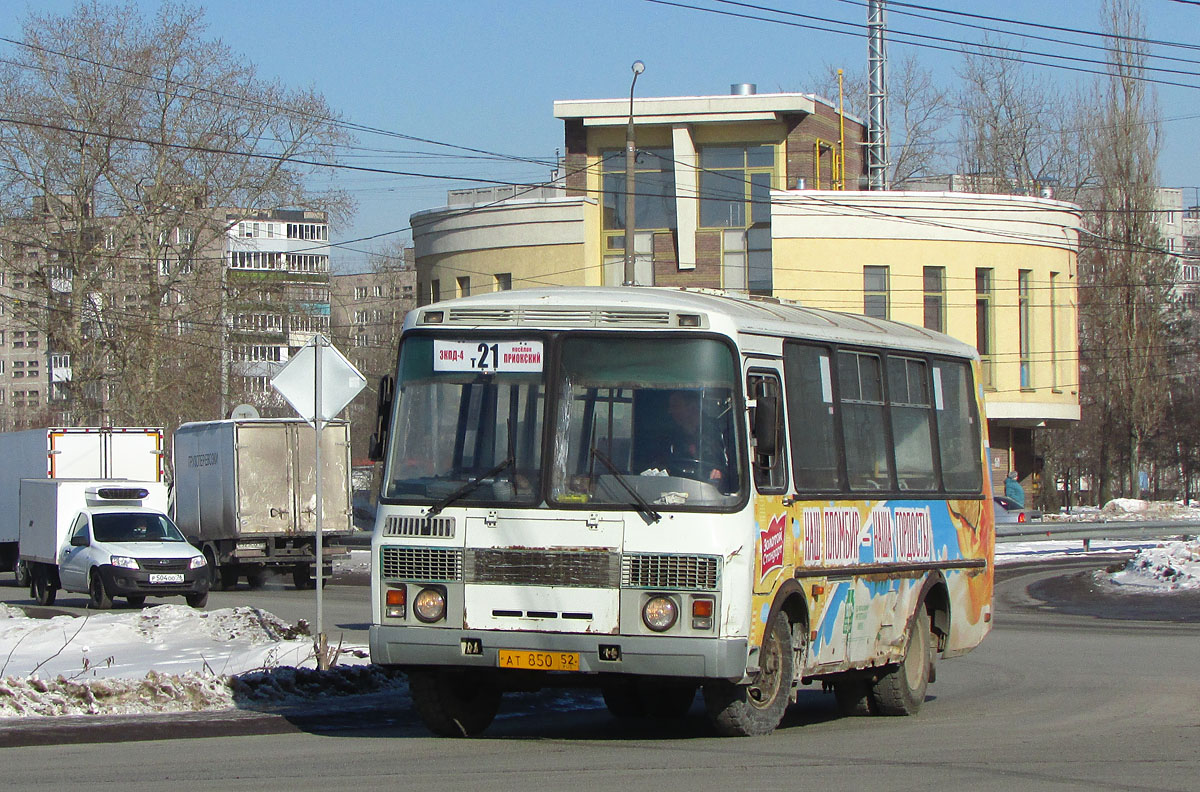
[20,480,210,608]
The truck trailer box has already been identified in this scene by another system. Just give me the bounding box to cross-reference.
[0,427,163,572]
[18,479,169,564]
[172,419,352,589]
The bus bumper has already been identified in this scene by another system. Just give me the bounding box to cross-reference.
[370,624,748,680]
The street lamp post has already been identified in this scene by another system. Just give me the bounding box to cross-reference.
[624,60,645,286]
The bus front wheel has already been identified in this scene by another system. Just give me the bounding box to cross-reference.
[409,669,501,737]
[704,612,793,736]
[870,608,934,715]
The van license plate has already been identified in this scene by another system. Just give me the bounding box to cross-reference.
[498,650,579,671]
[149,573,184,584]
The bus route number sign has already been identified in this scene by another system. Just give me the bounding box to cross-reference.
[433,340,544,373]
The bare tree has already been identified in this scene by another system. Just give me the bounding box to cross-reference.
[808,54,952,188]
[0,1,352,431]
[1074,0,1173,502]
[955,42,1093,201]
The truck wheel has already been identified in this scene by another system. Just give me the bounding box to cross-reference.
[89,571,113,610]
[869,606,934,716]
[185,591,208,609]
[126,595,146,607]
[409,669,501,737]
[32,568,56,606]
[247,568,267,589]
[704,612,794,737]
[293,564,316,590]
[15,559,30,589]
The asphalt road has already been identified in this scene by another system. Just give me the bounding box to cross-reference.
[3,559,1199,791]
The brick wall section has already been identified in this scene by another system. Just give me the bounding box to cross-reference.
[564,119,588,196]
[786,103,867,191]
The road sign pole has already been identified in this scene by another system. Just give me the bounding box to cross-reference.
[314,338,325,665]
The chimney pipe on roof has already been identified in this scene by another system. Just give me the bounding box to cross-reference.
[730,83,757,95]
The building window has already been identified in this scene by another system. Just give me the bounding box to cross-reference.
[354,286,367,300]
[495,273,512,292]
[923,266,945,332]
[698,145,774,295]
[863,266,889,319]
[431,279,440,303]
[603,147,677,234]
[457,276,470,297]
[976,268,994,388]
[1018,270,1032,389]
[373,285,384,298]
[1050,271,1060,391]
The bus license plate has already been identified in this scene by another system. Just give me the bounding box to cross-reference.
[498,649,579,672]
[148,573,184,584]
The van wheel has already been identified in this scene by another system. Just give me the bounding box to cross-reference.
[32,568,56,606]
[704,612,794,736]
[409,669,501,737]
[870,607,934,716]
[126,595,146,607]
[89,571,113,610]
[185,591,208,609]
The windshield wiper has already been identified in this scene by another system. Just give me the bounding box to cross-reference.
[425,456,514,518]
[590,446,661,525]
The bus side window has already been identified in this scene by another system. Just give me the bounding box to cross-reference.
[748,371,788,493]
[783,342,841,492]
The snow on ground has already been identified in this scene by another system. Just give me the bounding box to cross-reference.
[1043,498,1200,523]
[1105,540,1200,591]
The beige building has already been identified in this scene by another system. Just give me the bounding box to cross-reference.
[410,89,1082,489]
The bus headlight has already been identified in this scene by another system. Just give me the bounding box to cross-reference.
[413,587,446,623]
[642,595,678,632]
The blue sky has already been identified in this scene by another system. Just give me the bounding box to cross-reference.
[3,1,1198,271]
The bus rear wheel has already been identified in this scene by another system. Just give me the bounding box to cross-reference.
[870,608,934,716]
[409,669,501,737]
[704,612,793,736]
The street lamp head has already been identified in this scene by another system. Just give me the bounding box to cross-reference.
[632,60,645,76]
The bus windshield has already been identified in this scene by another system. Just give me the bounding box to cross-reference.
[549,336,744,510]
[383,336,545,505]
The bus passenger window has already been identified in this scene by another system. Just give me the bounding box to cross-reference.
[783,343,840,491]
[888,356,936,491]
[934,361,984,492]
[839,351,892,491]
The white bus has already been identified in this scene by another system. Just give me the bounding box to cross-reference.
[369,287,994,737]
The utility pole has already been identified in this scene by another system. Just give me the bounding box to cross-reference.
[867,0,889,190]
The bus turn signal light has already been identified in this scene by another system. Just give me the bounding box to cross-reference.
[386,587,406,619]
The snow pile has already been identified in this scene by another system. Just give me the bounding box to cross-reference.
[0,604,351,681]
[0,604,375,720]
[1046,499,1200,522]
[0,671,232,718]
[1106,540,1200,591]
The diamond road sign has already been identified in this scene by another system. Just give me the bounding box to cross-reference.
[271,335,366,426]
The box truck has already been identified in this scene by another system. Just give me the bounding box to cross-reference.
[20,479,208,608]
[0,427,164,583]
[172,418,352,590]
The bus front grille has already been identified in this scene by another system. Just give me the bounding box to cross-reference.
[622,553,720,591]
[465,549,620,588]
[379,547,463,582]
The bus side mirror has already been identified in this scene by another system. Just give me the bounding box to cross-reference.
[753,395,778,457]
[367,374,395,462]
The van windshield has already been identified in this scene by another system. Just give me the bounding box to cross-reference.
[92,514,186,543]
